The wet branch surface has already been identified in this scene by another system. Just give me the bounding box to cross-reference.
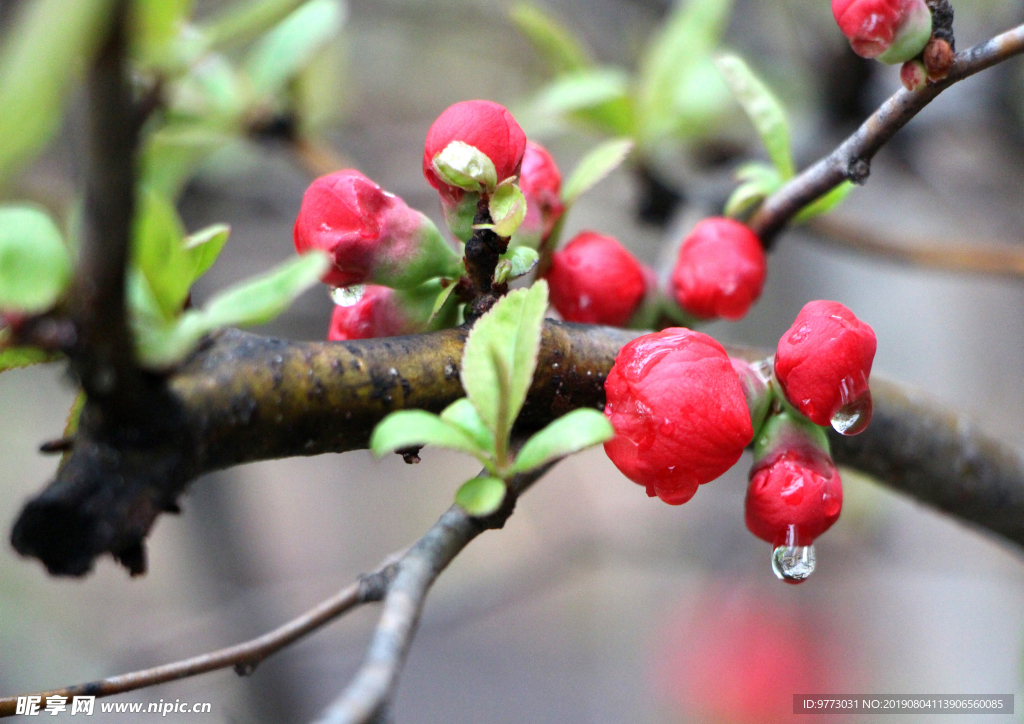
[750,22,1024,246]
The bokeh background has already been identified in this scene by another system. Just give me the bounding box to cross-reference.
[3,0,1024,721]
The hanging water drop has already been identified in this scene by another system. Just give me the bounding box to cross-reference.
[331,284,366,307]
[771,543,816,584]
[831,391,872,435]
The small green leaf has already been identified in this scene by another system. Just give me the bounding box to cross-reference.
[243,0,346,97]
[433,141,498,193]
[528,68,630,120]
[202,0,306,49]
[455,476,507,517]
[512,408,614,474]
[428,282,459,324]
[561,138,634,206]
[132,189,190,319]
[509,4,591,75]
[724,162,782,219]
[501,247,539,280]
[715,54,795,179]
[132,0,193,68]
[0,0,115,181]
[0,346,62,374]
[140,123,234,199]
[0,205,72,314]
[183,223,231,282]
[461,281,548,435]
[440,398,496,455]
[133,252,328,367]
[792,181,856,224]
[370,410,487,460]
[294,36,347,137]
[198,251,329,329]
[636,0,733,142]
[483,183,527,238]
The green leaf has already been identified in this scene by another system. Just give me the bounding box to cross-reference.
[509,4,591,75]
[140,123,234,199]
[132,189,190,319]
[561,138,634,206]
[184,223,231,282]
[455,476,507,517]
[714,54,795,179]
[440,398,495,455]
[0,346,62,374]
[370,410,487,460]
[461,281,548,435]
[723,162,782,219]
[243,0,346,97]
[512,408,614,474]
[636,0,733,142]
[0,0,115,181]
[501,247,539,279]
[294,36,348,137]
[528,68,630,120]
[133,252,328,367]
[428,282,459,324]
[0,205,72,314]
[202,0,307,49]
[132,0,193,67]
[483,182,527,238]
[792,181,855,224]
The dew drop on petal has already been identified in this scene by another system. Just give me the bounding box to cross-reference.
[772,544,816,584]
[331,284,366,307]
[831,390,872,435]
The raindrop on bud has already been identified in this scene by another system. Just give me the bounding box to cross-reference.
[331,284,366,307]
[772,544,816,584]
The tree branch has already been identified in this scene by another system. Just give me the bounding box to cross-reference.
[750,22,1024,246]
[0,463,553,720]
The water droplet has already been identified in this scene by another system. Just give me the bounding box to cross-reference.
[331,285,366,307]
[772,543,816,584]
[831,390,872,435]
[659,419,675,435]
[751,358,773,385]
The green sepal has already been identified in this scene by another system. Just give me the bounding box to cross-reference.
[432,141,498,194]
[753,410,830,462]
[477,182,527,239]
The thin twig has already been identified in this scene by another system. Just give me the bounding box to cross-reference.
[750,22,1024,245]
[313,463,553,724]
[808,216,1024,279]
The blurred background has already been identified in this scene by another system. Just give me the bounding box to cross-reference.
[3,0,1024,721]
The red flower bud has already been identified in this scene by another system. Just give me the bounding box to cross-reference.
[603,328,753,504]
[746,448,843,548]
[517,141,565,244]
[832,0,932,64]
[775,300,877,432]
[422,100,527,200]
[294,170,459,290]
[328,285,421,341]
[900,58,928,91]
[671,217,766,321]
[547,232,648,326]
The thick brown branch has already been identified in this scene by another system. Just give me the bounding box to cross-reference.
[750,22,1024,245]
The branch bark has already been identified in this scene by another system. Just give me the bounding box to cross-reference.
[749,22,1024,246]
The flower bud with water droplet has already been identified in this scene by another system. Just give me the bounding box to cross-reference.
[774,300,876,434]
[603,328,753,505]
[327,280,458,341]
[422,100,527,241]
[294,170,461,290]
[746,412,843,582]
[671,218,767,321]
[832,0,932,64]
[547,231,650,326]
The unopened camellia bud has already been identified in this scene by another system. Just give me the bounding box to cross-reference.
[774,300,877,434]
[746,412,843,583]
[603,328,753,505]
[832,0,933,64]
[422,100,527,241]
[671,217,767,321]
[512,141,565,249]
[294,170,461,290]
[547,231,649,327]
